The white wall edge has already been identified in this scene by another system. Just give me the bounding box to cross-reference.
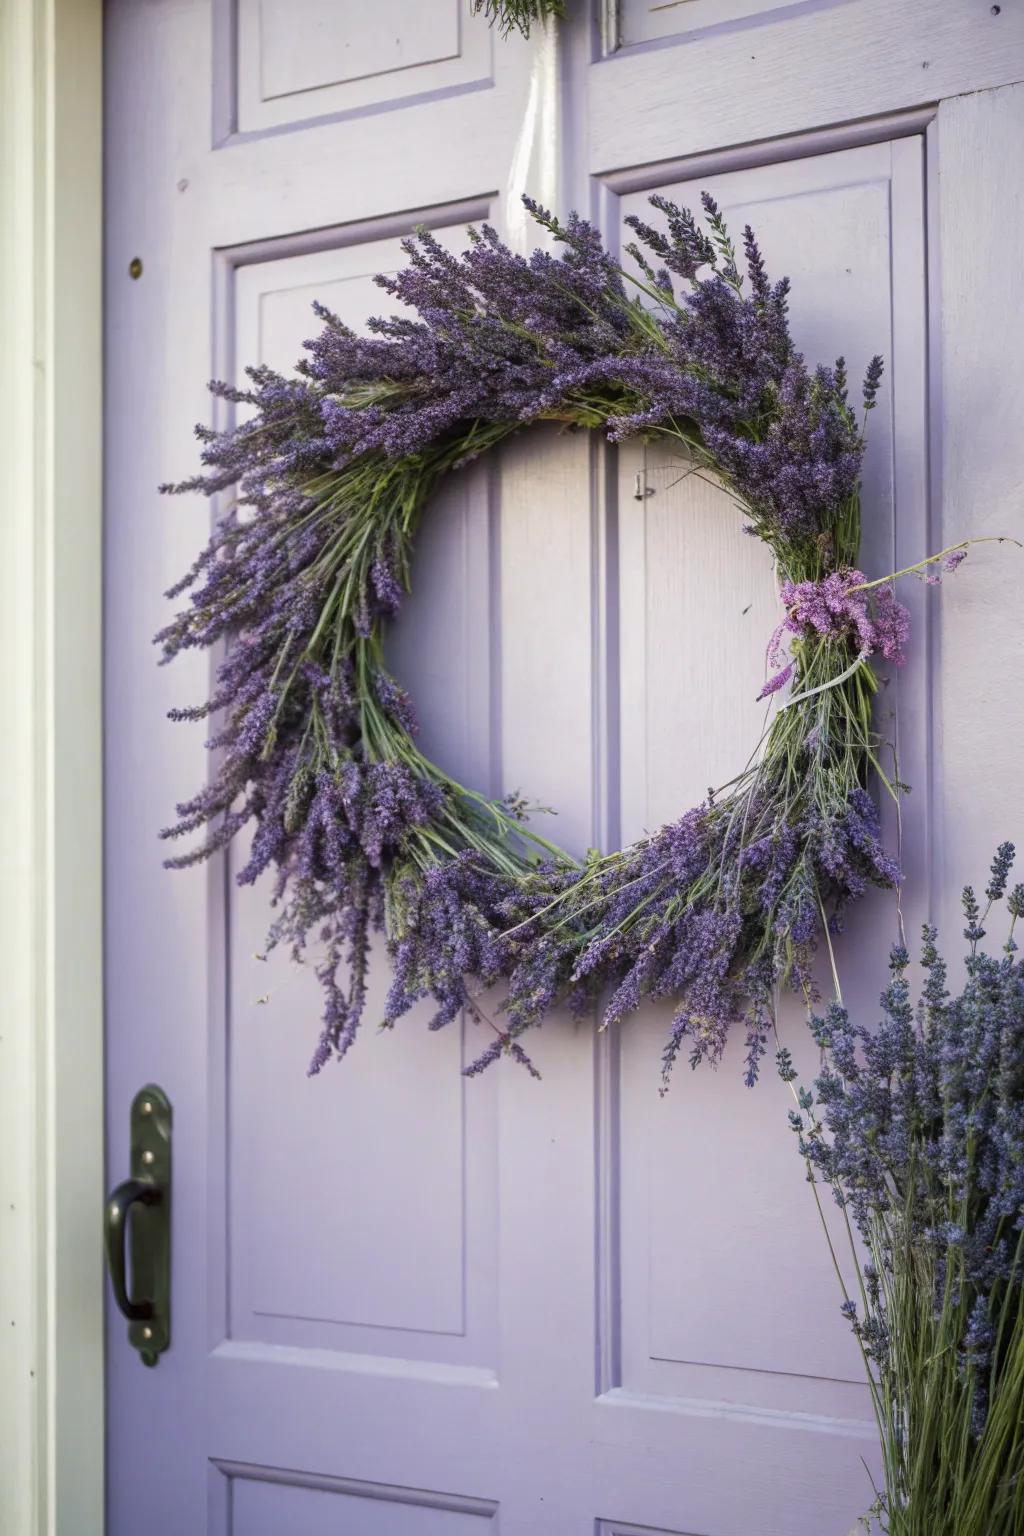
[0,1,105,1533]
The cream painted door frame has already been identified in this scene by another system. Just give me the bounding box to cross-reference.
[0,2,104,1534]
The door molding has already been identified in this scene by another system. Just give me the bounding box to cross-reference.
[0,1,104,1533]
[594,103,936,196]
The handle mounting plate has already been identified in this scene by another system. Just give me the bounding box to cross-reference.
[105,1083,172,1366]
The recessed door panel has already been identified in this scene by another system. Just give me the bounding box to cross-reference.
[232,0,492,134]
[223,230,500,1365]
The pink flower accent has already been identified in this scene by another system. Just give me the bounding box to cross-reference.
[759,567,912,699]
[926,549,968,585]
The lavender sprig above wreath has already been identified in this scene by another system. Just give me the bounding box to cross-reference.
[470,0,566,37]
[159,194,1000,1082]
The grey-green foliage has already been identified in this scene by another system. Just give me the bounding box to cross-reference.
[470,0,567,39]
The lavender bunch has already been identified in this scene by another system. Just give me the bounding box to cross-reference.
[782,847,1024,1534]
[470,0,566,36]
[160,193,931,1078]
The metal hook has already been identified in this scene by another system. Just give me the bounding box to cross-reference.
[633,443,655,501]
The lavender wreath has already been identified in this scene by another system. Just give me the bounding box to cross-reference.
[160,195,983,1084]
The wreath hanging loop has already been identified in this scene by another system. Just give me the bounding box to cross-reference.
[159,193,989,1085]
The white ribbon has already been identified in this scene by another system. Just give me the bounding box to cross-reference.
[504,16,560,254]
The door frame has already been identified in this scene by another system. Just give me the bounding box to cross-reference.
[0,1,104,1533]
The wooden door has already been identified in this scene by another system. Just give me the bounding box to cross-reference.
[104,3,1024,1532]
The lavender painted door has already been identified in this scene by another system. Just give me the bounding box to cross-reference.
[104,3,1024,1533]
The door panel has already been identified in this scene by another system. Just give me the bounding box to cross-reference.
[617,0,790,50]
[105,2,1012,1532]
[591,0,1024,171]
[225,225,500,1370]
[106,0,529,1528]
[211,1462,499,1535]
[234,0,491,133]
[596,1525,689,1536]
[606,136,927,1429]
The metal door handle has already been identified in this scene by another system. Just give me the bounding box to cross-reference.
[104,1084,171,1366]
[105,1178,159,1321]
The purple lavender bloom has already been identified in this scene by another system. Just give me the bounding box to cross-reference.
[757,661,794,700]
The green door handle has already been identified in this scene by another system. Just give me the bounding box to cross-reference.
[103,1085,171,1366]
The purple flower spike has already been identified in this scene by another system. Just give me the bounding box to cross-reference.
[757,662,794,700]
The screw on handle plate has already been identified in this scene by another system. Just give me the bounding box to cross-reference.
[104,1084,171,1366]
